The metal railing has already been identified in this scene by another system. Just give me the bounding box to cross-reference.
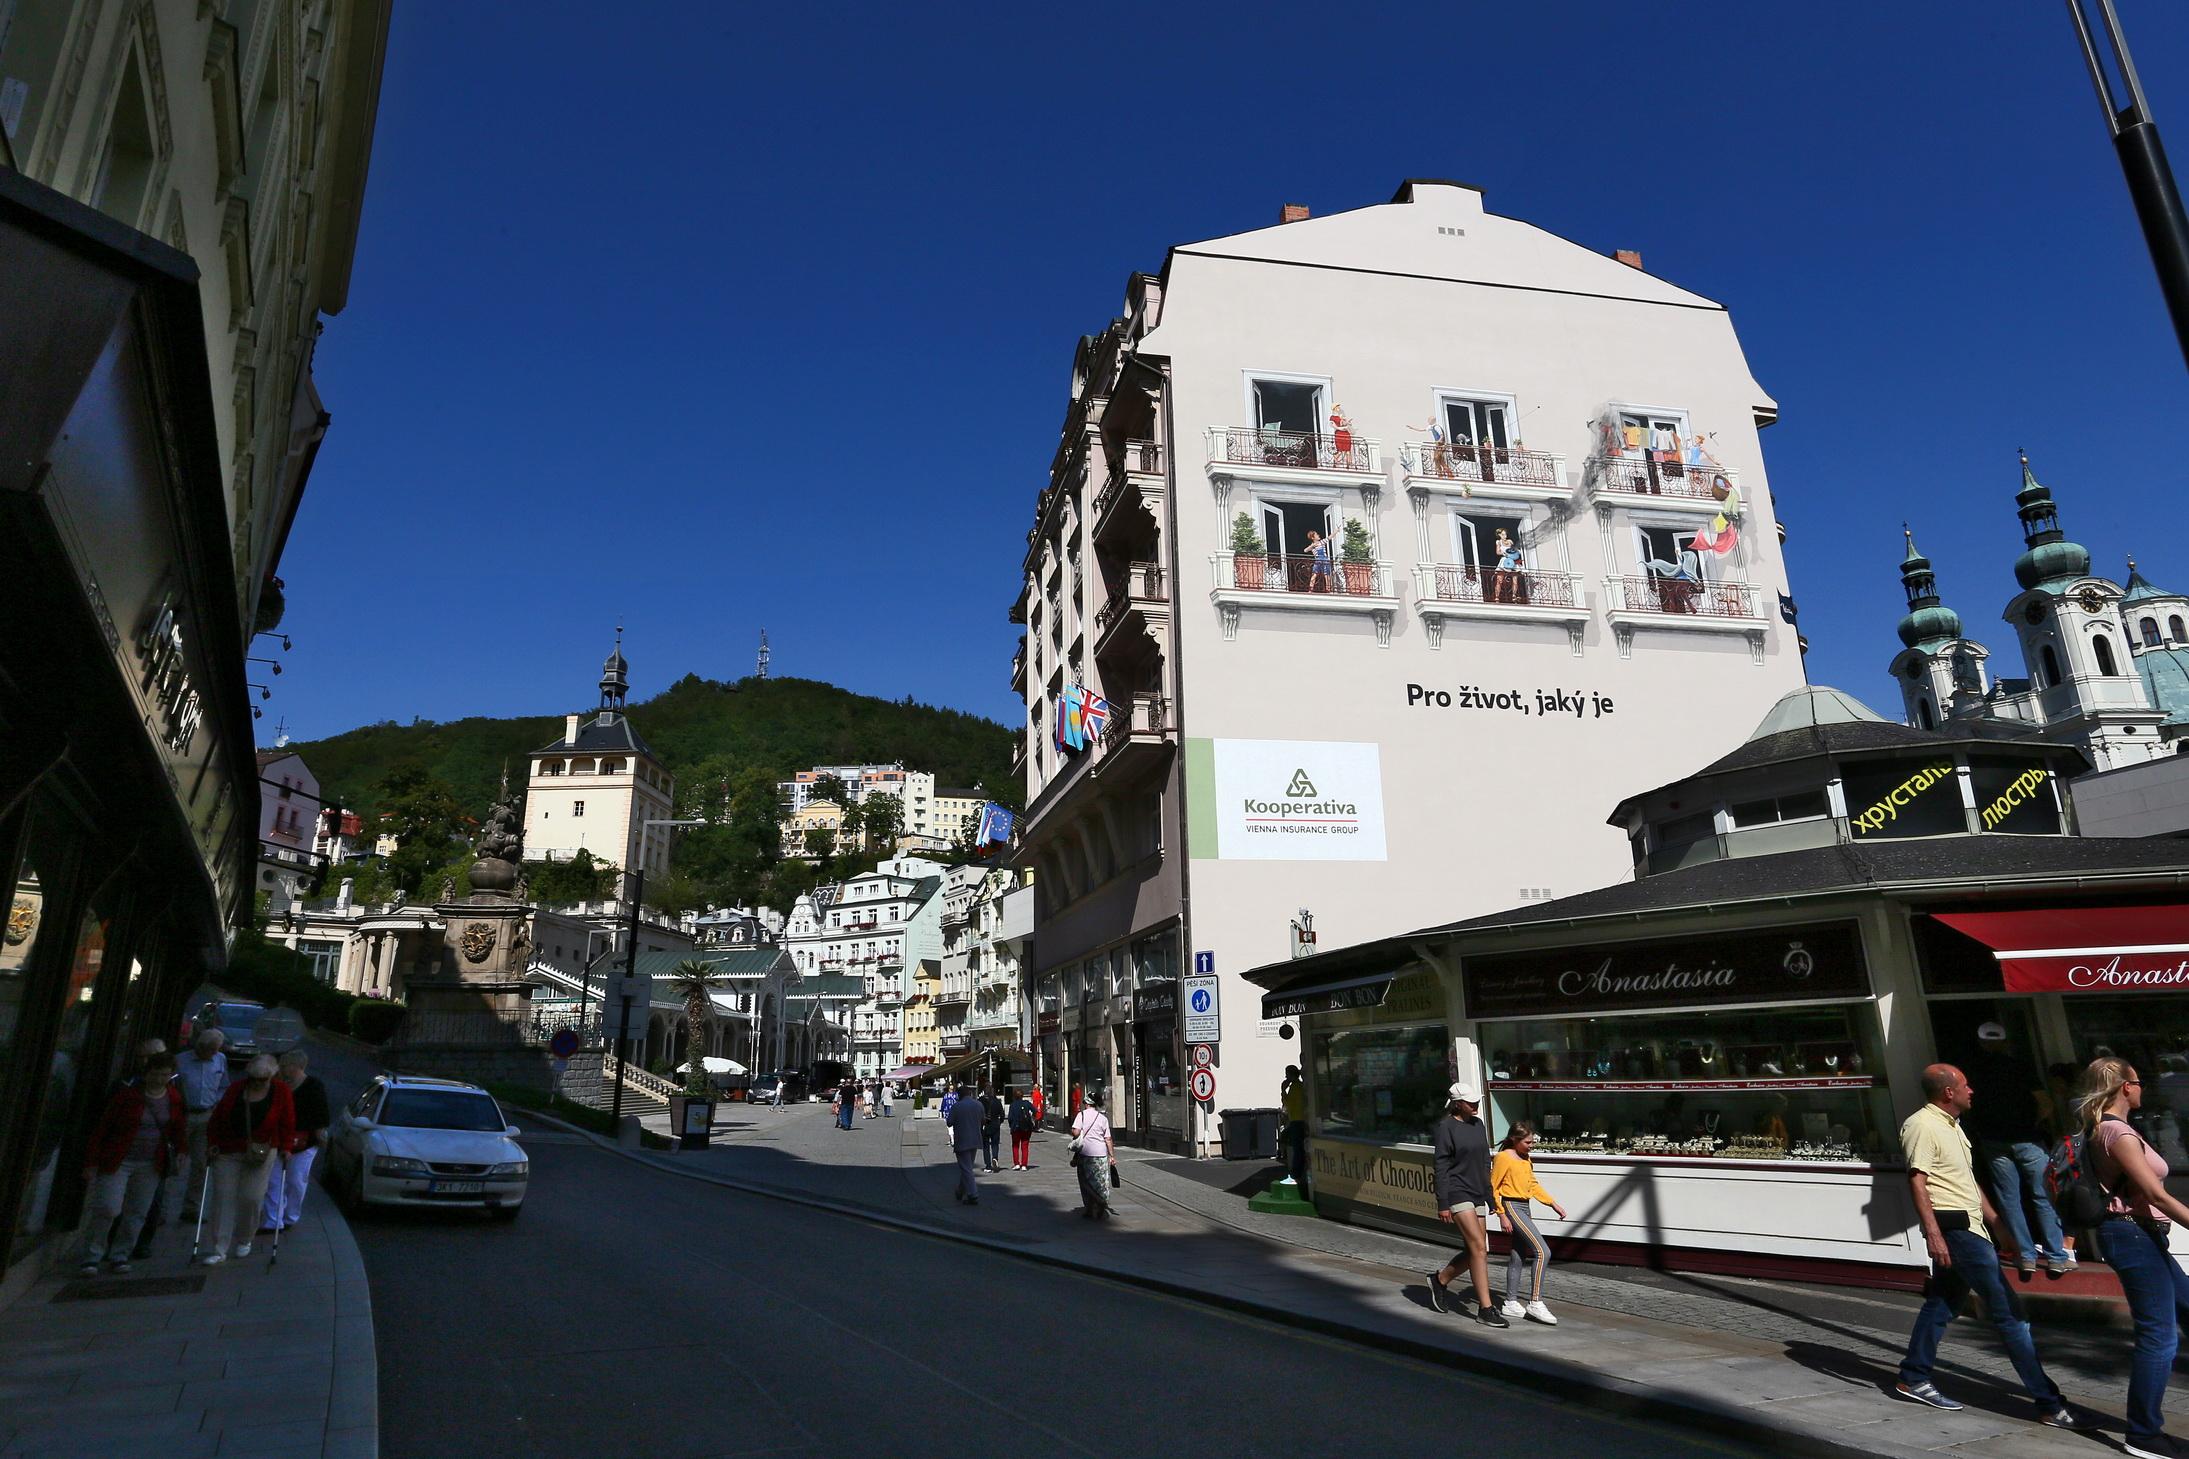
[1214,552,1392,597]
[1588,455,1729,501]
[1407,443,1560,487]
[602,1052,678,1104]
[1418,564,1579,607]
[1095,440,1166,523]
[1605,575,1761,619]
[1209,426,1377,473]
[1101,693,1173,746]
[1095,562,1168,634]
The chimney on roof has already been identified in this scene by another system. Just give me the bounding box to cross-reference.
[1613,249,1644,270]
[1279,203,1311,224]
[565,713,580,744]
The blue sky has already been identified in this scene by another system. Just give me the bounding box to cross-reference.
[268,2,2188,744]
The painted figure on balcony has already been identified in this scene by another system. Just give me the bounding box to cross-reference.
[1328,404,1354,462]
[1305,530,1333,593]
[1691,474,1743,557]
[1409,417,1455,479]
[1492,529,1526,604]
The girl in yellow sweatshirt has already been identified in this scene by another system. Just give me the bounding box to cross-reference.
[1493,1123,1567,1324]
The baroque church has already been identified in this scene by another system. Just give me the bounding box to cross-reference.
[1890,454,2189,770]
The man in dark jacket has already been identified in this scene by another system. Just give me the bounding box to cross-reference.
[978,1084,1006,1172]
[1007,1088,1038,1170]
[260,1049,331,1233]
[1426,1082,1507,1327]
[947,1083,985,1205]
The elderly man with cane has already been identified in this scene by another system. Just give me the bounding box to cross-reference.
[174,1028,229,1220]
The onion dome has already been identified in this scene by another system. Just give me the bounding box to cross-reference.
[1896,527,1963,648]
[2011,451,2090,590]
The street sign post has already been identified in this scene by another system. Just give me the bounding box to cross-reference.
[1189,1044,1214,1069]
[1189,1068,1216,1103]
[549,1028,581,1060]
[1183,971,1220,1045]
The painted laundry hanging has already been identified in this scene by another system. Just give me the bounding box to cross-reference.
[1690,473,1743,556]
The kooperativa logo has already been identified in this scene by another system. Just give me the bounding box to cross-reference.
[1285,769,1318,797]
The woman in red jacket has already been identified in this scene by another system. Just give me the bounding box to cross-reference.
[200,1054,294,1265]
[77,1051,185,1275]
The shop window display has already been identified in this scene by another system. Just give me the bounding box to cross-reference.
[1312,1023,1450,1146]
[2066,997,2189,1197]
[1484,1005,1894,1163]
[13,903,105,1245]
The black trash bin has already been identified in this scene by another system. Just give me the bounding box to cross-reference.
[1220,1107,1283,1160]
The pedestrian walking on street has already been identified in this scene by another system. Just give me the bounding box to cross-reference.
[200,1055,294,1265]
[1280,1065,1309,1188]
[260,1050,329,1234]
[836,1080,859,1131]
[1426,1083,1505,1326]
[1491,1122,1566,1325]
[940,1086,959,1127]
[175,1029,229,1218]
[881,1081,893,1117]
[124,1038,172,1261]
[1031,1084,1046,1129]
[1893,1063,2077,1428]
[2077,1057,2189,1459]
[1966,1021,2074,1277]
[1008,1087,1037,1169]
[947,1082,984,1205]
[75,1050,184,1275]
[979,1084,1005,1172]
[1070,1089,1115,1219]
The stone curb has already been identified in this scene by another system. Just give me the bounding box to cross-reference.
[513,1106,1930,1459]
[320,1187,380,1459]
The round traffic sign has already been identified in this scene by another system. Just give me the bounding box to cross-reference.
[254,1007,307,1054]
[549,1028,581,1059]
[1189,1068,1216,1103]
[1189,1044,1214,1069]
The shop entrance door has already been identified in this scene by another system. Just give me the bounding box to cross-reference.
[1928,998,2043,1078]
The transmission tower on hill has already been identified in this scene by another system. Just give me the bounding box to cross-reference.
[756,628,771,680]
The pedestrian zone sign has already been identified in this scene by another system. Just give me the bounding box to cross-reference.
[1183,971,1219,1044]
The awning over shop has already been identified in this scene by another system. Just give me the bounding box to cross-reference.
[907,1048,1032,1085]
[884,1065,928,1082]
[1930,905,2189,994]
[1260,969,1396,1020]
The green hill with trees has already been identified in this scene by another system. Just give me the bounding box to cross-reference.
[281,674,1017,913]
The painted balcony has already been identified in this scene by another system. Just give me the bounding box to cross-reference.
[1402,444,1567,502]
[1411,564,1590,653]
[1603,575,1768,661]
[1210,552,1399,645]
[1586,455,1738,512]
[1205,426,1383,488]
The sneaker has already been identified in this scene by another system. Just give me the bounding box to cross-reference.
[2017,1255,2037,1276]
[199,1250,226,1266]
[1500,1299,1526,1319]
[108,1260,132,1275]
[1893,1381,1962,1411]
[1425,1272,1449,1313]
[2039,1406,2082,1430]
[232,1243,252,1258]
[1476,1305,1511,1329]
[2046,1252,2077,1278]
[1524,1300,1559,1326]
[76,1260,99,1276]
[2124,1435,2186,1459]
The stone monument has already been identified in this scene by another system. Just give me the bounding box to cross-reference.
[387,768,550,1090]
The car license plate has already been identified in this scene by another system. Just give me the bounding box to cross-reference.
[429,1180,483,1194]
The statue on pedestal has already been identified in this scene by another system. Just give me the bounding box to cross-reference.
[468,765,524,896]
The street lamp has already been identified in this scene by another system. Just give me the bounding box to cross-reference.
[608,817,701,1128]
[2066,0,2189,368]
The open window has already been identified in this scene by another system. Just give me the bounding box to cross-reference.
[1636,524,1704,582]
[1618,409,1687,458]
[1444,397,1512,452]
[1255,497,1336,591]
[1249,377,1328,469]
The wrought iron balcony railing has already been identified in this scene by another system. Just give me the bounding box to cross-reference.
[1406,443,1561,488]
[1213,553,1392,598]
[1588,455,1729,501]
[1094,562,1168,635]
[1419,564,1579,607]
[1209,426,1377,473]
[1604,575,1761,619]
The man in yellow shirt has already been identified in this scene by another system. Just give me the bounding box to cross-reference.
[1279,1065,1307,1188]
[1894,1063,2077,1428]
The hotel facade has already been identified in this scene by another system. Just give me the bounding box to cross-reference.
[1012,181,1807,1151]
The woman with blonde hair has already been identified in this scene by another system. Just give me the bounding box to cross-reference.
[2077,1056,2189,1459]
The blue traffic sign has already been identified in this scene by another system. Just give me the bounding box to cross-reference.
[1190,988,1212,1013]
[549,1028,581,1059]
[1194,951,1215,975]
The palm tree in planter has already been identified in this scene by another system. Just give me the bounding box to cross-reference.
[1230,511,1268,589]
[668,958,722,1096]
[1339,517,1377,596]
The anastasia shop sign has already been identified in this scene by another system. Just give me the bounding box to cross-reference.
[1464,922,1869,1019]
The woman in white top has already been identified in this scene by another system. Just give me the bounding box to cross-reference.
[1070,1090,1115,1219]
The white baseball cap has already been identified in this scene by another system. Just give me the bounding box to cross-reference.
[1976,1022,2008,1043]
[1448,1082,1482,1105]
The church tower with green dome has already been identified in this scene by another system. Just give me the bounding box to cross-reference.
[2121,556,2189,744]
[1887,528,1989,731]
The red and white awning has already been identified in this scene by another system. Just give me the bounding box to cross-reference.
[1931,905,2189,994]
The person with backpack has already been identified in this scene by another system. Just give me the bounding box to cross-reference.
[1893,1063,2078,1428]
[1007,1087,1037,1169]
[2074,1057,2189,1459]
[977,1084,1006,1172]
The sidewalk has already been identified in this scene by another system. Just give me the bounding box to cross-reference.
[594,1097,2157,1459]
[0,1192,377,1459]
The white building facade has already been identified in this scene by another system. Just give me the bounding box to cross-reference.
[1013,181,1809,1151]
[523,639,677,881]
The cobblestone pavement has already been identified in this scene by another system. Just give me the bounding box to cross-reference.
[596,1097,2162,1459]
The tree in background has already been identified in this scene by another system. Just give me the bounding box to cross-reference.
[374,763,466,903]
[525,849,618,907]
[859,792,904,852]
[667,958,722,1096]
[809,773,850,810]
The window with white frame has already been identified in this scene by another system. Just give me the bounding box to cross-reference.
[1635,523,1706,582]
[1451,508,1529,572]
[1252,377,1325,435]
[1441,394,1515,451]
[1255,493,1337,572]
[1617,408,1688,457]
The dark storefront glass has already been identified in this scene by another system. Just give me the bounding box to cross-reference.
[1312,1023,1450,1146]
[2064,997,2189,1194]
[12,901,106,1250]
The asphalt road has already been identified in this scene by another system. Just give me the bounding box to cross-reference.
[348,1117,1776,1459]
